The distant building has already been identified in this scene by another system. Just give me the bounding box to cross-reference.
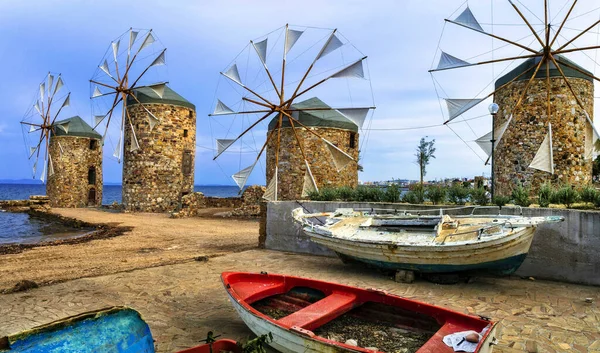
[47,116,102,207]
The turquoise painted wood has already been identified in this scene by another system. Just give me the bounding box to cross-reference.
[1,307,154,353]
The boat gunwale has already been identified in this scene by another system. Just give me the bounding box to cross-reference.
[221,272,497,353]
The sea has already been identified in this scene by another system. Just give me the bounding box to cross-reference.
[0,184,241,245]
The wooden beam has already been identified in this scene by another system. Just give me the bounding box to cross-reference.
[548,53,589,112]
[208,109,271,117]
[556,18,600,51]
[509,0,545,48]
[212,110,275,160]
[242,97,274,109]
[251,40,281,99]
[554,45,600,55]
[549,0,577,48]
[553,58,600,82]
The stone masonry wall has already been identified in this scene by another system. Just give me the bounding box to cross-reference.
[123,103,196,212]
[266,127,359,200]
[493,77,594,196]
[47,136,103,208]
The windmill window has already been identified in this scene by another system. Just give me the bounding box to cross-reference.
[189,110,193,118]
[88,167,96,185]
[183,129,188,138]
[182,151,192,176]
[349,132,356,149]
[89,140,97,150]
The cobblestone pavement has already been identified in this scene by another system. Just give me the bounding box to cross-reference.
[1,250,598,353]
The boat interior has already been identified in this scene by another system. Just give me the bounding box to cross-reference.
[223,272,492,352]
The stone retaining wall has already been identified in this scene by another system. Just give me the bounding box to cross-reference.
[173,185,265,218]
[266,201,600,286]
[0,196,50,212]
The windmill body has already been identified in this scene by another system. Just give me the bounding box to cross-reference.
[266,97,359,200]
[493,56,594,195]
[47,116,103,208]
[122,86,196,212]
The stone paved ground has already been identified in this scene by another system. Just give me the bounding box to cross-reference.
[1,250,598,353]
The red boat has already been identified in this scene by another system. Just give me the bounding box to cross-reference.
[222,272,498,353]
[175,339,240,353]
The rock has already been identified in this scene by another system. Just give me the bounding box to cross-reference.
[584,298,593,303]
[528,277,535,281]
[6,280,38,293]
[394,270,415,283]
[344,339,358,346]
[525,339,538,352]
[194,256,209,262]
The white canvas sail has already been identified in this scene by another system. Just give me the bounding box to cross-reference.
[53,76,64,96]
[150,51,166,67]
[29,125,36,133]
[263,169,278,201]
[148,83,166,98]
[445,98,484,122]
[253,39,268,64]
[223,64,242,85]
[301,161,318,197]
[453,7,484,32]
[437,51,470,70]
[112,40,120,61]
[529,123,554,174]
[324,140,354,171]
[148,114,160,131]
[130,124,140,152]
[584,111,600,159]
[213,100,235,115]
[48,155,54,177]
[338,108,370,128]
[232,163,255,190]
[475,131,493,157]
[216,139,236,156]
[331,60,364,79]
[93,86,103,98]
[100,60,112,77]
[94,115,105,126]
[113,135,122,160]
[57,122,70,134]
[285,29,304,54]
[316,33,343,60]
[140,32,155,51]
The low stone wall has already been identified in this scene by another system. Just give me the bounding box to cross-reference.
[173,185,265,218]
[0,196,50,212]
[265,201,600,286]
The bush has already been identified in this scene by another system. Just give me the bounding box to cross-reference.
[401,191,420,204]
[470,187,489,206]
[511,183,532,207]
[448,184,470,205]
[410,183,425,204]
[337,186,356,201]
[553,184,579,208]
[595,192,600,208]
[308,187,340,201]
[579,185,598,205]
[383,184,401,203]
[355,186,384,202]
[493,195,510,207]
[426,185,447,205]
[538,182,553,208]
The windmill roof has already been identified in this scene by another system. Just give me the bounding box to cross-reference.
[127,86,196,110]
[495,54,593,88]
[268,97,358,132]
[52,116,102,140]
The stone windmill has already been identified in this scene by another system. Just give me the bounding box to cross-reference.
[209,25,375,201]
[430,1,600,196]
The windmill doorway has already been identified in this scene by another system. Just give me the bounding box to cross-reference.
[88,188,96,206]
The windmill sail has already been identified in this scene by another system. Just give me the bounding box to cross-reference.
[529,123,554,174]
[285,29,303,54]
[53,76,64,96]
[47,74,54,96]
[436,52,470,70]
[316,33,343,60]
[93,86,103,97]
[263,169,278,201]
[148,83,166,98]
[331,60,364,79]
[584,111,600,159]
[445,98,484,122]
[223,64,242,85]
[475,115,513,158]
[216,139,236,156]
[324,141,354,171]
[94,115,105,126]
[232,163,255,190]
[253,39,268,64]
[140,32,155,51]
[48,155,54,177]
[338,108,370,128]
[301,161,318,197]
[130,124,140,152]
[29,125,36,133]
[453,7,484,32]
[213,100,235,115]
[112,40,120,61]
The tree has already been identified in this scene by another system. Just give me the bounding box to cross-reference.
[593,155,600,182]
[415,137,436,187]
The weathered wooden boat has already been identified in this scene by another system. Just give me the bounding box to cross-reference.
[176,339,240,353]
[222,271,498,352]
[293,208,564,275]
[0,307,154,353]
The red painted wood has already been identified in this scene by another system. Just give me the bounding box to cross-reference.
[277,292,358,331]
[222,272,496,353]
[175,339,240,353]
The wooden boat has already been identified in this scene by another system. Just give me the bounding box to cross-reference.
[0,307,154,353]
[293,208,564,275]
[175,339,240,353]
[222,271,498,353]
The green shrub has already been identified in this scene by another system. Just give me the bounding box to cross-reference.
[511,183,532,207]
[470,187,489,206]
[493,195,510,207]
[553,184,580,208]
[310,187,340,201]
[595,192,600,208]
[383,184,401,203]
[410,183,425,204]
[355,186,384,202]
[579,185,598,205]
[448,184,469,205]
[538,182,553,208]
[337,186,356,201]
[401,191,420,204]
[426,185,447,205]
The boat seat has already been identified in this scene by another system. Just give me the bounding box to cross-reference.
[277,292,358,331]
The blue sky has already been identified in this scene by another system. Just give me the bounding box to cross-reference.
[1,1,600,185]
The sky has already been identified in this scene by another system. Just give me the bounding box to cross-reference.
[1,0,600,186]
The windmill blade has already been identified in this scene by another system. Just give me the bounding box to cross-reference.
[58,141,64,156]
[57,121,70,134]
[323,140,354,171]
[47,74,54,96]
[139,32,155,52]
[252,39,268,65]
[337,108,371,128]
[475,131,493,157]
[223,64,243,85]
[316,33,343,61]
[263,167,278,201]
[436,51,471,70]
[112,40,120,61]
[32,160,37,178]
[130,123,140,152]
[147,83,166,98]
[150,51,166,67]
[129,30,139,51]
[99,59,113,78]
[40,157,47,183]
[148,113,160,131]
[113,135,122,161]
[445,98,484,122]
[53,76,64,97]
[453,6,484,32]
[583,111,600,159]
[60,94,70,109]
[331,60,364,79]
[29,125,36,133]
[232,163,256,190]
[29,146,37,158]
[529,123,554,174]
[213,99,235,115]
[301,161,318,197]
[48,155,55,177]
[34,101,42,116]
[94,115,105,126]
[92,86,104,98]
[285,29,304,54]
[215,139,236,157]
[39,83,45,102]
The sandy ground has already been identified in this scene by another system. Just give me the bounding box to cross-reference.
[0,208,258,291]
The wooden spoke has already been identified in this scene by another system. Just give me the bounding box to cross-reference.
[90,79,117,90]
[549,0,578,48]
[445,19,538,54]
[553,59,600,82]
[242,97,274,109]
[546,52,551,124]
[548,53,588,111]
[20,122,42,127]
[286,113,309,163]
[544,0,549,46]
[429,53,542,73]
[279,110,336,147]
[509,1,545,48]
[556,18,600,51]
[129,48,167,89]
[554,45,600,55]
[209,109,271,117]
[213,110,275,160]
[251,40,281,99]
[274,113,283,169]
[95,94,122,131]
[287,106,376,112]
[512,54,546,111]
[280,24,289,106]
[50,93,70,125]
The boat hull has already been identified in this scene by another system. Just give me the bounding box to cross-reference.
[0,307,154,353]
[175,339,240,353]
[307,227,536,274]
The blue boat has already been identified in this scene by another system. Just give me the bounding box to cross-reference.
[0,307,154,353]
